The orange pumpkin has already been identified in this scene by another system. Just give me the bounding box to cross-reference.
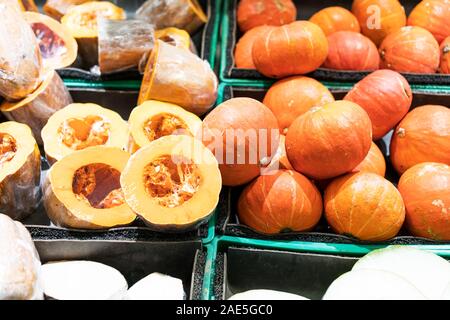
[309,6,360,36]
[202,98,280,186]
[390,105,450,174]
[252,21,328,78]
[398,162,450,241]
[352,0,407,46]
[352,142,386,177]
[379,26,440,74]
[323,31,379,71]
[237,0,297,32]
[325,172,405,241]
[262,76,335,134]
[235,25,275,69]
[285,100,372,180]
[440,36,450,73]
[344,70,412,140]
[238,170,323,234]
[407,0,450,44]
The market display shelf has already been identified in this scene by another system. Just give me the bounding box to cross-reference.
[201,235,450,300]
[220,0,450,85]
[33,0,221,82]
[212,83,450,247]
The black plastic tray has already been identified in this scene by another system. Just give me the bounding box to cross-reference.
[34,239,205,299]
[222,0,450,85]
[34,0,219,81]
[215,84,450,245]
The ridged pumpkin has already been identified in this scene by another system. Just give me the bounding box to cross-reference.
[202,98,280,186]
[352,142,386,177]
[309,6,360,36]
[344,70,412,140]
[285,100,372,180]
[379,26,440,74]
[238,170,323,234]
[252,21,328,78]
[323,31,379,71]
[398,162,450,240]
[235,26,275,69]
[237,0,297,32]
[352,0,407,46]
[440,36,450,73]
[262,76,335,134]
[407,0,450,44]
[325,172,405,241]
[390,105,450,174]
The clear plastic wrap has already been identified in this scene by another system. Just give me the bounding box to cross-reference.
[98,19,154,74]
[0,3,42,100]
[43,0,90,20]
[138,40,218,116]
[0,71,73,145]
[136,0,207,35]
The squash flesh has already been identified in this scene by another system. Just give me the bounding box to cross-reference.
[59,115,110,150]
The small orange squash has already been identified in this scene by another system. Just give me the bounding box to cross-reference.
[398,162,450,241]
[309,6,360,36]
[252,21,328,78]
[238,170,323,234]
[262,76,334,134]
[237,0,297,33]
[344,70,412,140]
[323,31,379,71]
[325,172,405,241]
[235,25,275,69]
[352,142,386,177]
[379,26,440,74]
[407,0,450,44]
[440,36,450,73]
[390,105,450,175]
[202,98,280,186]
[352,0,407,46]
[285,100,372,180]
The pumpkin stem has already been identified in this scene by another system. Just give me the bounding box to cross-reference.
[396,127,406,138]
[444,45,450,54]
[259,156,271,167]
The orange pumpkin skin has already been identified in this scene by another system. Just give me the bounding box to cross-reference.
[344,69,412,140]
[202,98,280,186]
[352,142,386,176]
[262,76,335,134]
[238,170,323,234]
[235,25,275,69]
[390,105,450,175]
[379,26,440,74]
[352,0,406,46]
[309,6,360,36]
[285,100,372,180]
[407,0,450,44]
[398,162,450,240]
[323,31,380,71]
[252,21,329,78]
[237,0,297,33]
[440,36,450,73]
[325,172,405,241]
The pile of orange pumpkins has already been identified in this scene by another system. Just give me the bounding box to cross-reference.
[207,0,450,242]
[234,0,450,75]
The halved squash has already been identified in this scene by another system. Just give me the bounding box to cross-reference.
[138,40,218,116]
[61,1,126,67]
[0,2,42,101]
[43,146,136,229]
[0,122,41,220]
[98,19,154,74]
[41,103,129,164]
[128,100,202,153]
[155,27,195,53]
[43,0,90,20]
[136,0,207,35]
[24,12,78,71]
[120,135,221,231]
[1,71,72,145]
